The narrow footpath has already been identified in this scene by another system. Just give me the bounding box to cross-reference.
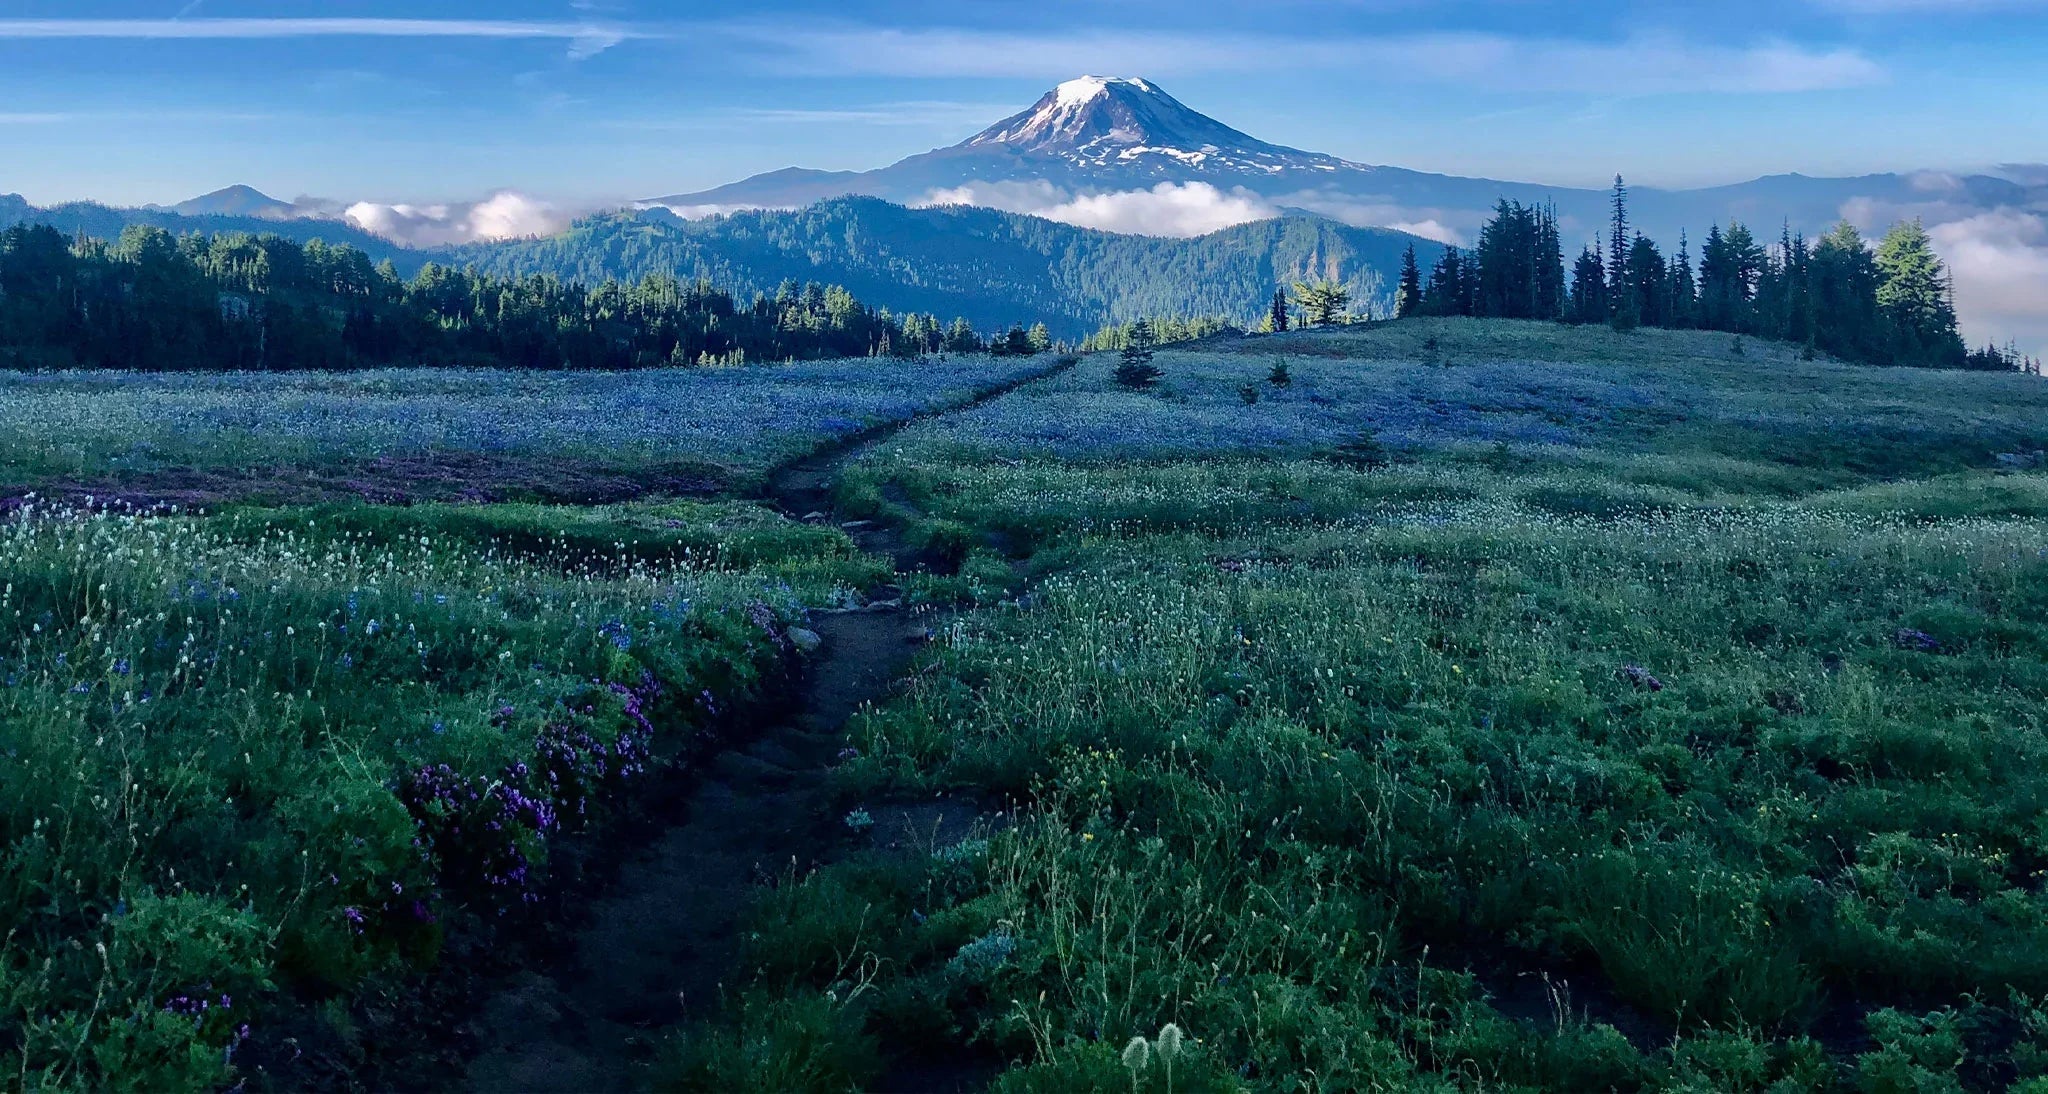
[457,354,1078,1091]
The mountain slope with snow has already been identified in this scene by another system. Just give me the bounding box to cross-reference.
[644,75,2045,256]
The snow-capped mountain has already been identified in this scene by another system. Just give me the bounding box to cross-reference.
[644,75,2043,249]
[647,75,1371,214]
[959,76,1354,178]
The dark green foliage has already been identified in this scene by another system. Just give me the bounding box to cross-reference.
[1328,429,1393,468]
[1571,246,1609,325]
[1399,185,1984,370]
[0,222,976,370]
[1115,318,1163,389]
[1876,219,1969,368]
[1395,244,1424,319]
[1082,315,1234,352]
[1470,200,1568,320]
[459,199,1439,339]
[1290,279,1352,326]
[1267,359,1292,387]
[1608,174,1631,302]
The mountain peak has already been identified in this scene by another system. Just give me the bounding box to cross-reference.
[1052,75,1156,107]
[962,76,1329,175]
[169,185,299,219]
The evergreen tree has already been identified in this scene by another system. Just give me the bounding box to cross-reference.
[1027,322,1053,354]
[1875,219,1966,368]
[1536,203,1568,320]
[1269,287,1291,332]
[1809,222,1884,363]
[1291,279,1352,326]
[1668,231,1698,329]
[1395,245,1423,319]
[1569,247,1608,325]
[1607,174,1630,312]
[1422,248,1465,316]
[945,317,982,354]
[1473,200,1554,319]
[1625,234,1667,328]
[1114,318,1163,388]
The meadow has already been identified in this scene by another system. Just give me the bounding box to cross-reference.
[0,356,1056,507]
[3,319,2046,1091]
[660,320,2048,1091]
[0,495,900,1089]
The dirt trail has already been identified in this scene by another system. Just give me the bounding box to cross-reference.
[457,356,1077,1092]
[460,610,919,1092]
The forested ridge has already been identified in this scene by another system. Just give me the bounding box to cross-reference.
[453,198,1433,336]
[4,184,2038,372]
[1394,179,2039,372]
[0,222,992,370]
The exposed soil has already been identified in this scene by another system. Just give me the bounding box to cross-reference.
[459,608,932,1092]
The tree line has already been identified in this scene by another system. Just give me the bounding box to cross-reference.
[0,223,1022,371]
[1081,315,1239,352]
[1390,178,2038,373]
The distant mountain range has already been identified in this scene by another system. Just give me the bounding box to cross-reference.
[0,189,1435,336]
[0,190,414,264]
[652,75,2043,249]
[6,75,2043,343]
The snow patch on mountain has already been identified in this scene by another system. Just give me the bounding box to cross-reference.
[960,74,1358,177]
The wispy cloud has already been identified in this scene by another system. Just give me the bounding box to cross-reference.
[721,26,1886,94]
[1812,0,2048,10]
[0,18,645,58]
[606,101,1017,132]
[0,109,277,125]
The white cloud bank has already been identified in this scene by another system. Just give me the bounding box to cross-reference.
[918,181,1277,238]
[912,180,1473,244]
[345,191,571,247]
[1840,183,2048,358]
[1929,210,2048,358]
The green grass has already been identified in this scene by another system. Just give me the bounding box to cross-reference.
[0,499,869,1089]
[670,322,2048,1090]
[8,318,2047,1089]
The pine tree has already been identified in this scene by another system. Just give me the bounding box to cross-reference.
[1618,234,1663,330]
[1395,245,1423,319]
[1668,231,1697,329]
[1115,318,1163,388]
[1536,203,1567,320]
[1875,219,1966,368]
[1607,174,1630,313]
[1570,246,1608,325]
[1291,279,1352,326]
[1269,287,1291,332]
[1810,221,1883,364]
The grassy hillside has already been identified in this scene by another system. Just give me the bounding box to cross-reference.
[664,319,2048,1090]
[909,319,2048,479]
[7,317,2046,1088]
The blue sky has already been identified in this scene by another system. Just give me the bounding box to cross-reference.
[2,0,2045,207]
